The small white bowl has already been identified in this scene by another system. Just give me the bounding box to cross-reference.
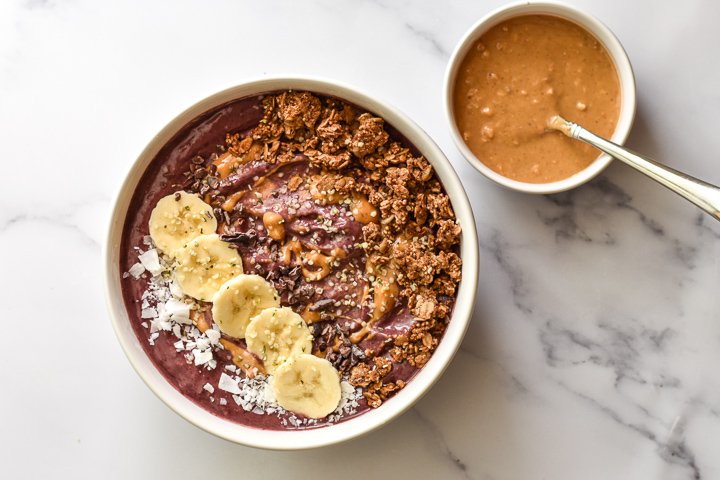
[444,0,637,194]
[104,76,479,450]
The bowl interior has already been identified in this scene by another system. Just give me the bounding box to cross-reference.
[445,0,637,194]
[105,77,479,449]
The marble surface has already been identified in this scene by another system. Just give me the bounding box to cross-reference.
[1,0,719,478]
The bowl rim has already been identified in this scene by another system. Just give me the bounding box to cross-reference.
[444,0,637,194]
[104,75,479,450]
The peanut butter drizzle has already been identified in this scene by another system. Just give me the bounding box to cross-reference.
[312,336,343,359]
[304,251,333,281]
[213,152,241,180]
[349,262,400,344]
[262,211,286,242]
[309,176,343,204]
[214,140,267,180]
[190,309,264,376]
[222,191,245,212]
[330,337,343,353]
[282,240,346,282]
[372,269,399,322]
[330,247,346,260]
[243,141,264,163]
[221,159,307,212]
[282,239,303,265]
[301,305,321,323]
[219,339,265,377]
[192,310,212,333]
[350,193,379,224]
[309,175,379,224]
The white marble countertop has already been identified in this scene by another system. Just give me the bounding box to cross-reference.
[2,0,719,478]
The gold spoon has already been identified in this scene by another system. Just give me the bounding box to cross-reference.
[548,115,720,222]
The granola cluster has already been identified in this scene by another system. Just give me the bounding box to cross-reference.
[196,91,462,409]
[348,357,405,408]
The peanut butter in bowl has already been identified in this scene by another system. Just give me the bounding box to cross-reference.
[451,13,623,185]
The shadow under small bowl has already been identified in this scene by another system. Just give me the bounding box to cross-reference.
[104,76,479,450]
[444,0,637,194]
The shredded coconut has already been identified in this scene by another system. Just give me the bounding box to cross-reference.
[125,240,363,426]
[125,244,219,370]
[214,370,362,427]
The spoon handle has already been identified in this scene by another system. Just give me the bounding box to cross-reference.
[566,122,720,222]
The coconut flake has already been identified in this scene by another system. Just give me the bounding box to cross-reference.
[195,337,211,351]
[169,280,184,299]
[262,380,277,404]
[218,372,241,394]
[138,249,163,276]
[193,349,213,366]
[156,319,172,331]
[203,383,215,394]
[205,329,221,345]
[164,298,191,324]
[128,263,145,279]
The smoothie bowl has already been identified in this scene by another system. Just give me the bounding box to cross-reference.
[104,77,478,449]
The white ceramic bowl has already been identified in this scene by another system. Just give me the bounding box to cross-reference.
[444,0,637,194]
[104,76,479,450]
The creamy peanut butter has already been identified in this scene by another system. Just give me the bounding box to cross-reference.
[262,211,286,242]
[453,14,620,183]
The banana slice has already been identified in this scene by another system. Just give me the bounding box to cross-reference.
[149,191,217,256]
[272,354,341,418]
[174,234,243,302]
[211,275,280,339]
[245,307,313,374]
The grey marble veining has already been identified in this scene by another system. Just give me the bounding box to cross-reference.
[1,0,718,479]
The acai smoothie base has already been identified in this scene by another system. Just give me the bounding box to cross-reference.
[121,90,462,430]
